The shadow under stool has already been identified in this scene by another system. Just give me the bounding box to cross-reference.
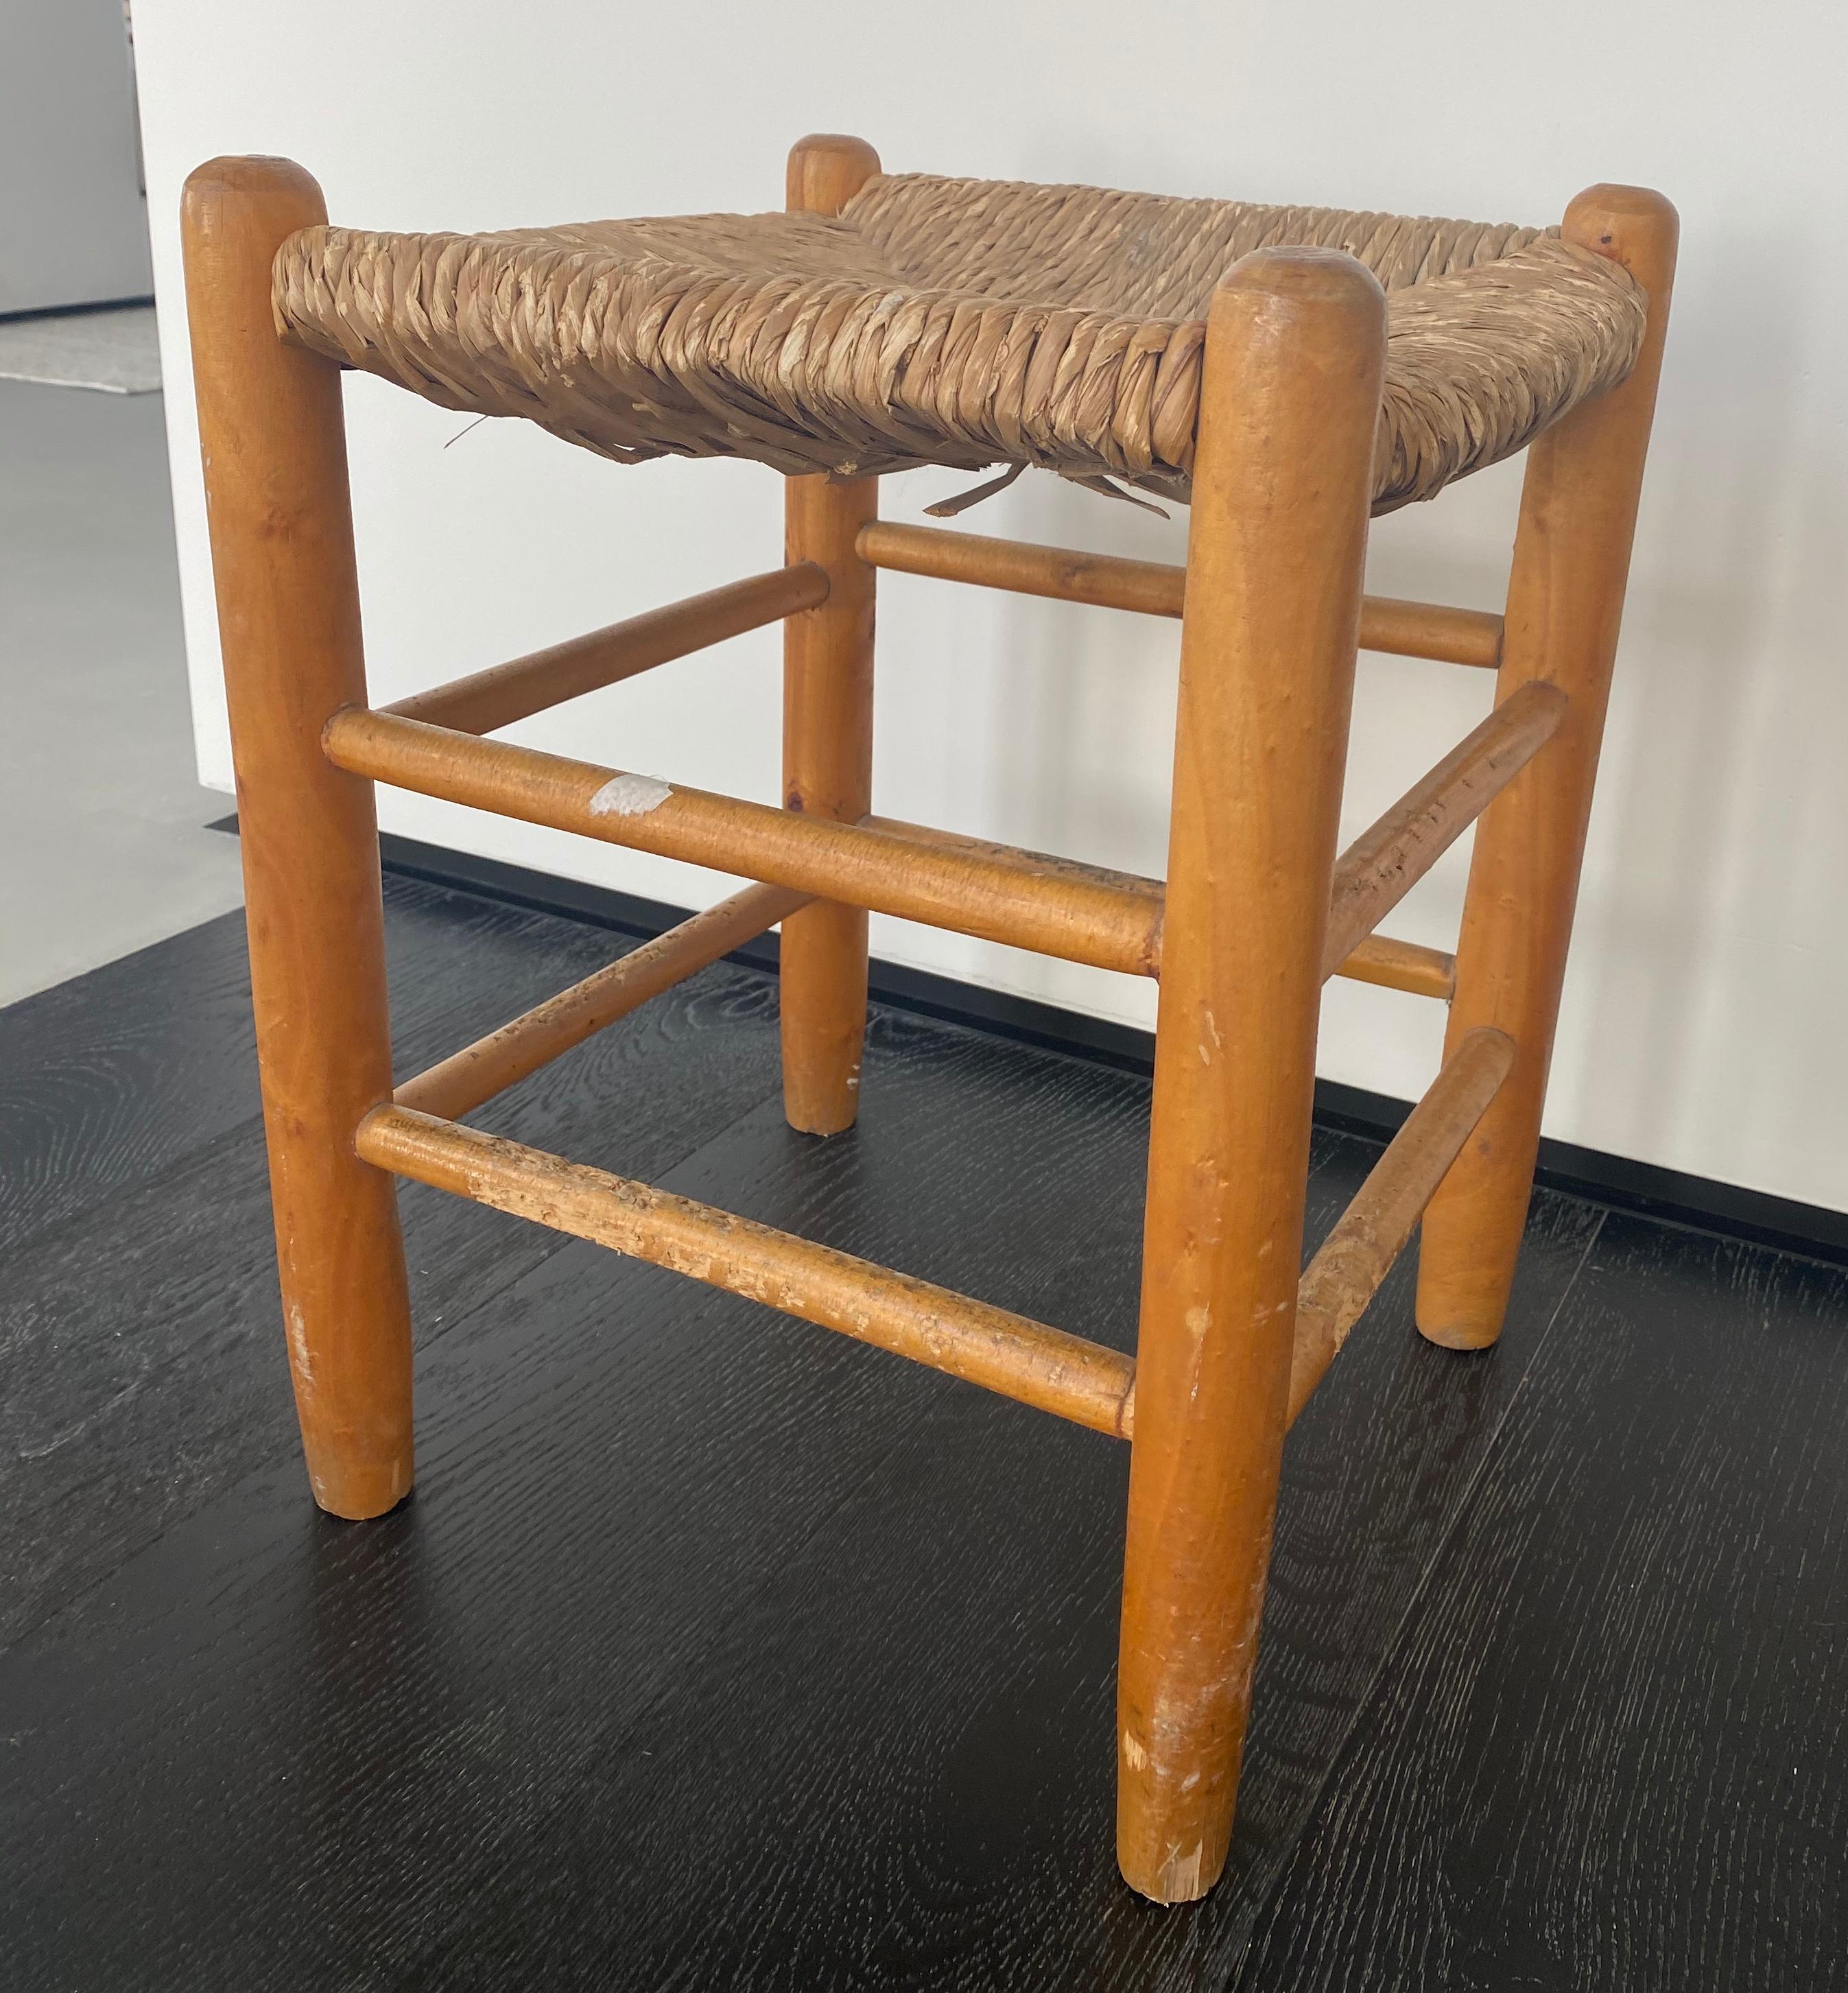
[179,135,1675,1904]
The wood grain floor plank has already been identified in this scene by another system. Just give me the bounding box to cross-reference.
[0,913,269,1256]
[0,877,641,1251]
[1233,1216,1848,1992]
[0,960,787,1647]
[0,872,655,1258]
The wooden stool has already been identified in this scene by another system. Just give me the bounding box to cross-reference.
[179,139,1675,1904]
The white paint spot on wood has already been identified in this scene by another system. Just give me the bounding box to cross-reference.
[589,773,672,818]
[1121,1727,1148,1771]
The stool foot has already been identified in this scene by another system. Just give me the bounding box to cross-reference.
[778,897,870,1137]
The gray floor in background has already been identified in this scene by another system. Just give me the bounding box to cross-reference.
[0,305,162,394]
[0,377,242,1005]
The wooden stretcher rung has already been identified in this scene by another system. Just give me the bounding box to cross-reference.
[875,811,1455,998]
[865,811,1163,907]
[857,519,1506,670]
[1322,681,1569,978]
[357,1103,1138,1438]
[362,1020,1510,1452]
[383,563,829,736]
[394,882,811,1121]
[1334,933,1456,1001]
[324,708,1165,977]
[1285,1026,1517,1424]
[329,707,1462,1002]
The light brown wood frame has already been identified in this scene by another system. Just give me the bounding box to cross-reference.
[180,139,1675,1909]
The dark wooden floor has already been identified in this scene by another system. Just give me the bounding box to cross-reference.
[3,877,1844,1991]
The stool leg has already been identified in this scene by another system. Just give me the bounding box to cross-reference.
[780,134,881,1135]
[182,158,414,1519]
[781,471,877,1133]
[1116,250,1386,1902]
[1416,187,1679,1351]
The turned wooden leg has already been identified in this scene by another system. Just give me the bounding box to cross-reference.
[182,157,414,1519]
[1416,187,1679,1351]
[779,133,881,1135]
[1116,248,1386,1902]
[781,469,877,1133]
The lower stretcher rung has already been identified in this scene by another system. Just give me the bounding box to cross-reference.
[1286,1026,1516,1422]
[362,1019,1510,1447]
[394,881,809,1121]
[357,1104,1137,1439]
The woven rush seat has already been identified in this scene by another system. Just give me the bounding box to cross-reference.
[273,173,1649,512]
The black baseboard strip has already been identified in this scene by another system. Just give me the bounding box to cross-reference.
[0,294,157,326]
[206,815,1848,1269]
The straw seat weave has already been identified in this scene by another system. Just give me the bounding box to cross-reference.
[273,172,1648,512]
